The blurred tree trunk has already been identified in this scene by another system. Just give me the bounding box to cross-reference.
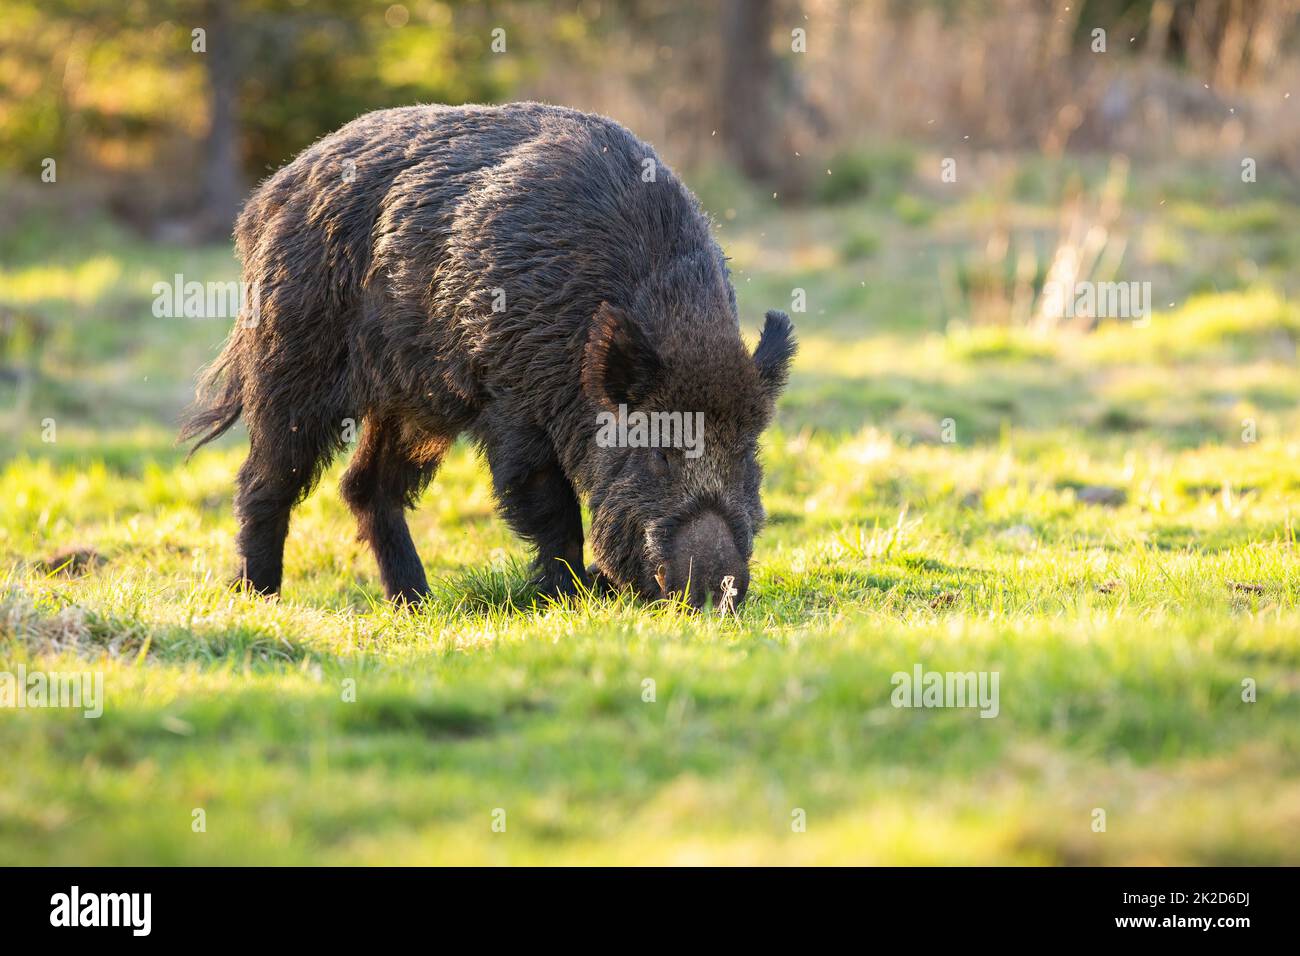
[1144,0,1173,62]
[201,0,242,240]
[720,0,777,182]
[1177,0,1298,92]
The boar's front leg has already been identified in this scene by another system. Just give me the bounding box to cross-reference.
[485,427,587,599]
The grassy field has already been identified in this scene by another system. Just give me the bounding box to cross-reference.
[2,151,1299,864]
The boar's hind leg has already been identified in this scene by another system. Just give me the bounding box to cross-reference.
[486,436,587,600]
[340,418,445,605]
[234,418,340,597]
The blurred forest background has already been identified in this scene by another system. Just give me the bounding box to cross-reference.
[3,0,1299,237]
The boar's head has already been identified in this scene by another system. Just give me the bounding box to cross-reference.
[582,299,795,611]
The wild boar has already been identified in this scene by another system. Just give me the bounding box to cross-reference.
[181,102,795,610]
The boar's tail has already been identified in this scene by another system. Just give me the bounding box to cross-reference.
[177,334,245,460]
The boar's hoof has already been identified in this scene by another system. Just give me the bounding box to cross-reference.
[388,587,429,610]
[584,563,620,596]
[229,575,278,599]
[532,560,590,601]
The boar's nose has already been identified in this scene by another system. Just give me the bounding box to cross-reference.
[659,510,749,611]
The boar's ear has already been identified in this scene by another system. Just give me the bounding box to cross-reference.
[753,310,797,400]
[583,302,663,409]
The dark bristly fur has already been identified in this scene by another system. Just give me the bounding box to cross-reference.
[180,102,795,609]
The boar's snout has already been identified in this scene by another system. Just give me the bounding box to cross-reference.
[655,510,749,611]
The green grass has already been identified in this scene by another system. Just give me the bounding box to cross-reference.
[2,156,1299,865]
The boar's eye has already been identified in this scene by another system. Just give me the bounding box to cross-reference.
[648,447,671,478]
